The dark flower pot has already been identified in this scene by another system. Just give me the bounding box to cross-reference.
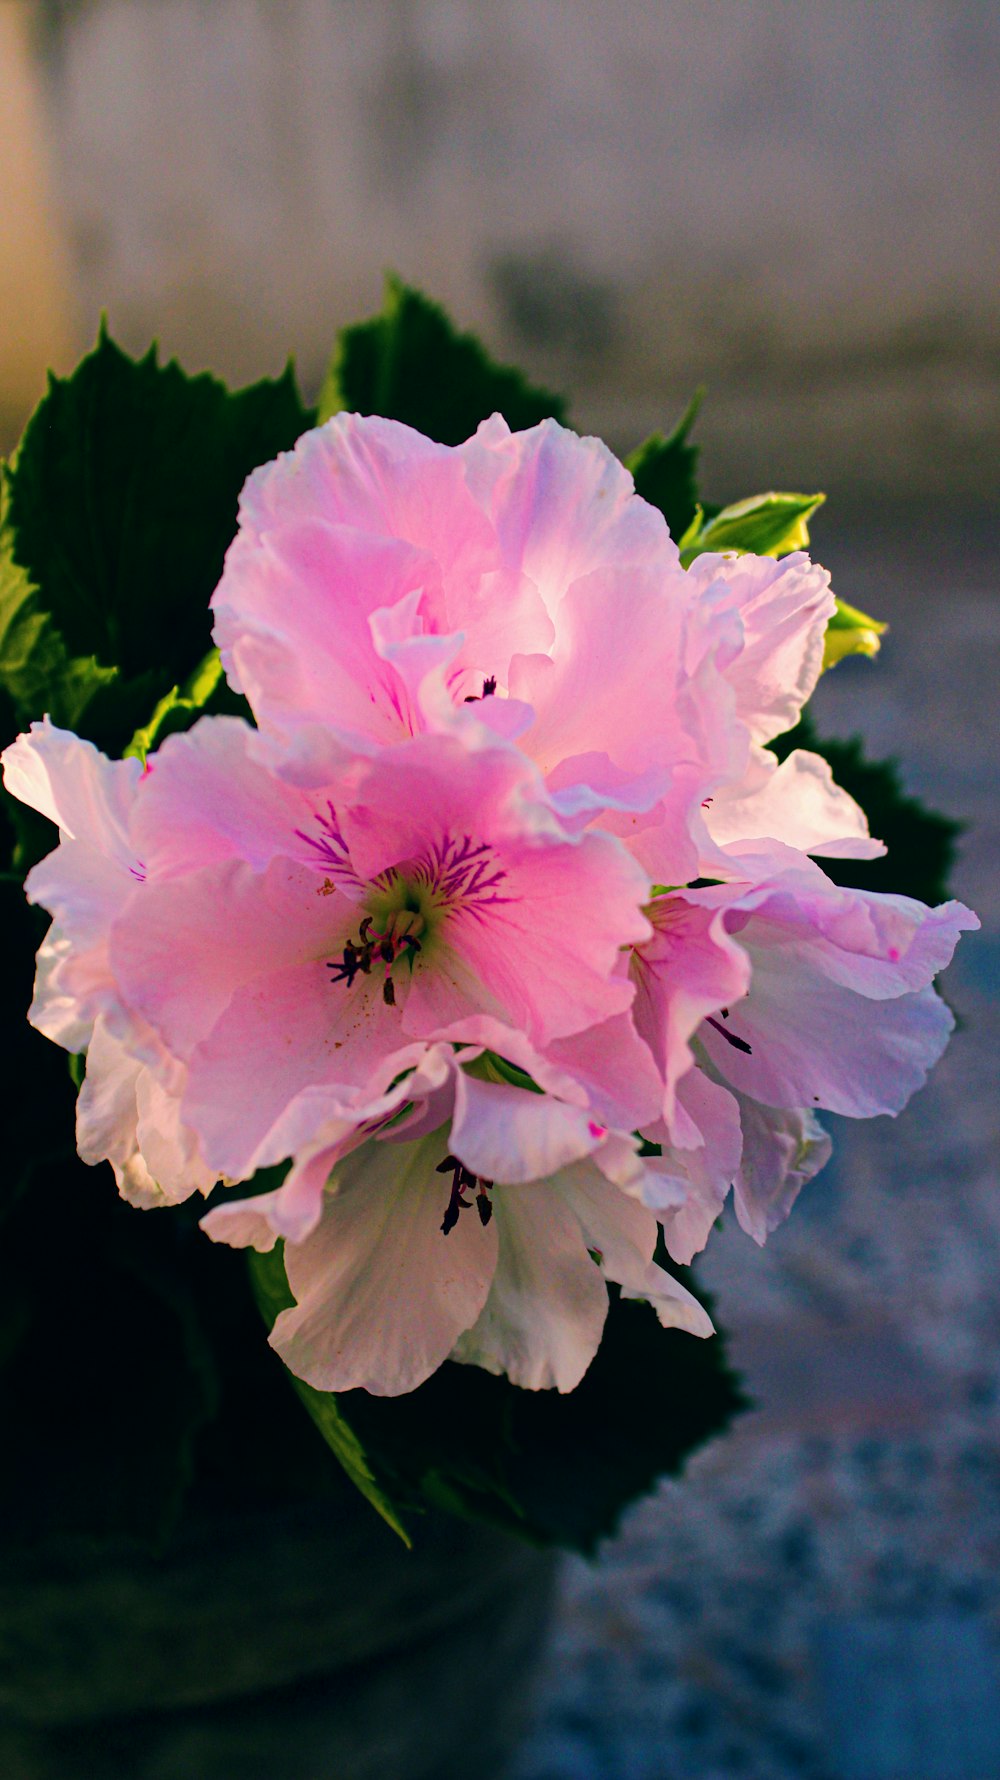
[0,1488,559,1779]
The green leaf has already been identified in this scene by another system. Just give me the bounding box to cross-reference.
[679,489,825,567]
[774,710,960,906]
[0,325,311,755]
[823,595,888,668]
[318,275,566,444]
[625,387,704,543]
[250,1245,745,1554]
[248,1245,412,1547]
[123,646,250,764]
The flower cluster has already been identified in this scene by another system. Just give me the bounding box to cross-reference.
[2,414,976,1397]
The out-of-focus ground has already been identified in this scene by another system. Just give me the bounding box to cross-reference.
[2,5,998,1776]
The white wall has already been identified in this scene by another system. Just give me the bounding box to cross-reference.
[27,0,1000,498]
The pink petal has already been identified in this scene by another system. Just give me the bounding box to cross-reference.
[684,550,835,745]
[638,1071,744,1265]
[733,1097,833,1244]
[215,518,441,743]
[450,1072,613,1184]
[110,854,348,1061]
[631,894,750,1121]
[705,746,884,861]
[132,717,314,881]
[458,415,680,616]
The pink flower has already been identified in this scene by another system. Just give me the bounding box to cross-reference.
[203,1050,711,1396]
[2,411,978,1400]
[631,861,978,1253]
[213,413,881,884]
[1,720,216,1205]
[106,715,654,1185]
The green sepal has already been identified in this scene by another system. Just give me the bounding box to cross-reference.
[318,275,565,444]
[625,387,704,543]
[679,488,825,567]
[823,596,888,668]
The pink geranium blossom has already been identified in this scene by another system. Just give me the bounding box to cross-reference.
[202,1047,710,1396]
[630,860,977,1253]
[213,413,881,884]
[1,410,978,1400]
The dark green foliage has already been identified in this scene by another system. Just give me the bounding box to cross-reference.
[0,325,311,757]
[625,388,704,542]
[0,872,214,1542]
[0,328,316,1547]
[774,711,961,907]
[251,1246,746,1555]
[318,276,566,445]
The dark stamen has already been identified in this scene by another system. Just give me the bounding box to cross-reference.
[464,673,497,703]
[706,1014,752,1055]
[328,911,422,998]
[437,1154,493,1234]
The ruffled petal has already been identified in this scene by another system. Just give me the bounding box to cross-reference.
[131,717,317,881]
[458,415,680,614]
[556,1162,714,1336]
[684,550,835,745]
[631,894,750,1122]
[2,719,140,861]
[450,1072,616,1184]
[638,1070,743,1265]
[705,747,884,861]
[76,1018,215,1207]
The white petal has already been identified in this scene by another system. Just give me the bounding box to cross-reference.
[271,1132,498,1396]
[557,1164,714,1337]
[452,1184,609,1392]
[2,719,140,861]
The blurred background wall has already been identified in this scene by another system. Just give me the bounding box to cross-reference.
[3,0,998,504]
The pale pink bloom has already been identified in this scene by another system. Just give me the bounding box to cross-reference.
[213,413,879,885]
[2,412,979,1404]
[98,713,654,1185]
[3,721,142,1050]
[2,720,215,1205]
[204,1050,711,1397]
[630,862,978,1254]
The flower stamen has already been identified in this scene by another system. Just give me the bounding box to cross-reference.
[705,1013,752,1055]
[436,1154,494,1235]
[327,913,422,998]
[463,673,497,703]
